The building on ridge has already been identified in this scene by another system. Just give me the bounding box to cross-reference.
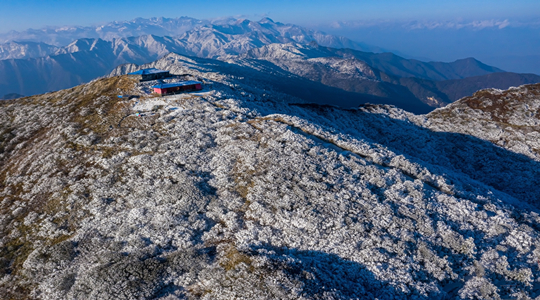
[152,81,203,95]
[128,68,170,81]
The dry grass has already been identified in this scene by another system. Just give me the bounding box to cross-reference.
[220,245,254,272]
[0,76,141,298]
[459,83,540,124]
[70,76,138,133]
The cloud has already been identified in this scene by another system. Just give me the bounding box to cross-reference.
[469,19,510,29]
[331,18,539,30]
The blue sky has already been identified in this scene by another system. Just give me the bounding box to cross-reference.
[0,0,539,73]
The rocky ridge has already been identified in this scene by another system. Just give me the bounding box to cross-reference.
[0,57,540,299]
[426,83,540,161]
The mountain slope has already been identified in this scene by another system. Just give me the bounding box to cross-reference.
[0,41,59,60]
[0,46,123,97]
[1,58,540,299]
[241,44,505,81]
[237,43,540,109]
[0,35,187,97]
[426,83,540,161]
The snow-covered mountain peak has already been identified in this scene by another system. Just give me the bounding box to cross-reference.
[0,16,380,53]
[60,38,108,53]
[0,41,59,60]
[236,43,380,82]
[240,43,331,60]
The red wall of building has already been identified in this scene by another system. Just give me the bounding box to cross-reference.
[154,84,202,95]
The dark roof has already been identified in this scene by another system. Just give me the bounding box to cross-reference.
[152,81,202,89]
[128,68,169,75]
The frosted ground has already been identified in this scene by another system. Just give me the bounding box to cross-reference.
[1,54,540,299]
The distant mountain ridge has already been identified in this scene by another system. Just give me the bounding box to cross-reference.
[0,17,383,55]
[241,43,505,81]
[234,43,540,109]
[0,16,207,46]
[0,41,59,60]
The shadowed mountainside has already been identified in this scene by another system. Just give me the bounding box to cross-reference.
[239,43,540,109]
[434,72,540,102]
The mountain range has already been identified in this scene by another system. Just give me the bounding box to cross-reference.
[1,52,540,298]
[0,17,382,51]
[0,17,381,59]
[0,17,381,99]
[1,17,539,111]
[235,43,540,110]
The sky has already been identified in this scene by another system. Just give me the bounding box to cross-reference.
[0,0,539,73]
